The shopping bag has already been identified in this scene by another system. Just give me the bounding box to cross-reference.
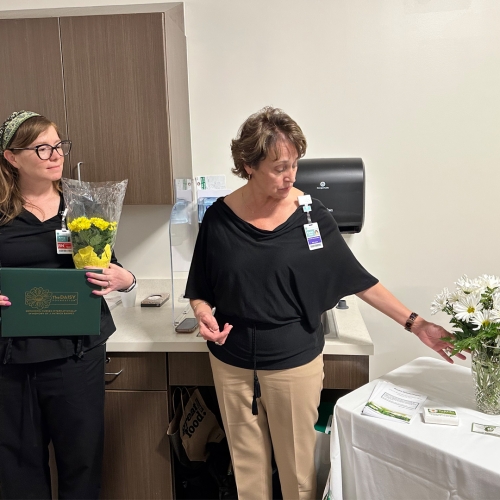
[167,387,192,467]
[181,388,225,461]
[168,387,225,465]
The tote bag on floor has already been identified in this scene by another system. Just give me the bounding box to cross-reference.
[167,387,225,465]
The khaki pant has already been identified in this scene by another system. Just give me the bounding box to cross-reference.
[210,353,324,500]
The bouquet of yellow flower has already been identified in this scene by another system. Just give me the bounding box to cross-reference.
[67,216,118,268]
[62,179,128,269]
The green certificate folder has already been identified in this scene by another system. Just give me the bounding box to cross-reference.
[0,268,102,337]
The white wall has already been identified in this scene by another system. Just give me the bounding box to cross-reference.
[3,0,500,378]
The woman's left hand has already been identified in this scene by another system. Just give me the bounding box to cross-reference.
[85,263,134,296]
[412,318,467,363]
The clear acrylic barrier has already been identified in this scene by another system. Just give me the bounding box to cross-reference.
[168,182,231,326]
[169,186,198,326]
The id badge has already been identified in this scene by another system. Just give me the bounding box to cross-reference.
[304,222,323,250]
[56,229,73,254]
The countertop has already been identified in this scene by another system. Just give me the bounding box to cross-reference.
[106,279,374,355]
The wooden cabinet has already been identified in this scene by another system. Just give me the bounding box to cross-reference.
[0,4,192,204]
[44,351,364,500]
[59,13,174,204]
[103,353,172,499]
[0,17,67,132]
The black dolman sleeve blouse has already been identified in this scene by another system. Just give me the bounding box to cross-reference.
[185,197,378,370]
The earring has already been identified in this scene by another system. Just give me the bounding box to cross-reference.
[248,173,252,180]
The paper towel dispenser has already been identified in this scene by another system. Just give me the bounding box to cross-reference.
[294,158,365,233]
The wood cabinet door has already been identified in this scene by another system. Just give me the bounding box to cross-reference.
[0,18,67,163]
[60,13,173,204]
[102,390,173,499]
[323,354,369,389]
[168,352,215,386]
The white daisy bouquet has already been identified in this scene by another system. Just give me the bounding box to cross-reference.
[431,274,500,354]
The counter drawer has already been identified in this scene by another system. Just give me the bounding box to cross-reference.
[168,352,214,386]
[105,352,167,390]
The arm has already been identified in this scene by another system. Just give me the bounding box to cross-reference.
[356,282,466,363]
[190,300,233,345]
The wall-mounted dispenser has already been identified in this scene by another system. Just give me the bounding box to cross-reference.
[294,158,365,233]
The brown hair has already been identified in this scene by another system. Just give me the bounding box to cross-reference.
[230,106,307,180]
[0,115,61,225]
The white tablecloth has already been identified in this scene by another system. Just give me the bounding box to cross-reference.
[328,357,500,500]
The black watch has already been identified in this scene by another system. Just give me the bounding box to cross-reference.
[118,273,136,293]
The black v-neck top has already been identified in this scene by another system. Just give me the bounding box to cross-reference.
[0,196,117,364]
[185,197,378,370]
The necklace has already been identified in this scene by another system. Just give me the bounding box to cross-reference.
[241,189,280,216]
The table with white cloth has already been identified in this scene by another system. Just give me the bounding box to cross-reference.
[328,357,500,500]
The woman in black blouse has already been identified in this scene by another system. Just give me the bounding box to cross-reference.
[0,111,135,499]
[186,107,465,500]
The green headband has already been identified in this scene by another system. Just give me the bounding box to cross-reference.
[0,110,40,153]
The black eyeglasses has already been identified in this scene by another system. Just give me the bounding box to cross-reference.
[9,140,72,160]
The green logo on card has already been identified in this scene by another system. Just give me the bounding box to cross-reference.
[25,287,79,309]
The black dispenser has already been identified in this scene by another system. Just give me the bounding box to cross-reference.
[294,158,365,233]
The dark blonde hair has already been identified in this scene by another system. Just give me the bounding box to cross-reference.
[230,107,307,180]
[0,115,61,225]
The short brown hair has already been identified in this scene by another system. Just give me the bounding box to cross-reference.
[230,107,307,180]
[0,115,61,224]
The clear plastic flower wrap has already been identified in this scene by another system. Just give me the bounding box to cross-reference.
[61,178,128,269]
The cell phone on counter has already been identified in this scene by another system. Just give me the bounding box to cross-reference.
[140,293,170,307]
[175,318,198,333]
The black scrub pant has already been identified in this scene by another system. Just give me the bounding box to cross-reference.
[0,344,106,500]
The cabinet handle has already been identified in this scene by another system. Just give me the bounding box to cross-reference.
[105,358,123,377]
[77,161,84,181]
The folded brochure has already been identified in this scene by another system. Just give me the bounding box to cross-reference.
[362,380,427,424]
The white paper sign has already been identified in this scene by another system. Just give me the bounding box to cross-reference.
[362,381,427,424]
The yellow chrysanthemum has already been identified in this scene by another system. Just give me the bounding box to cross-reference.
[90,217,110,231]
[67,216,92,232]
[73,244,112,269]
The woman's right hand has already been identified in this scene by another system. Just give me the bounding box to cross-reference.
[197,310,233,345]
[0,295,11,307]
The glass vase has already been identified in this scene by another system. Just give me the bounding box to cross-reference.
[471,342,500,415]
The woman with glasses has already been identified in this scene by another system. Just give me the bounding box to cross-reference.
[0,111,135,499]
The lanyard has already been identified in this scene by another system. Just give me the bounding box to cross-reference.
[298,194,312,222]
[60,207,68,230]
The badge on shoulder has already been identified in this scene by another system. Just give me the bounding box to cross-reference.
[304,222,323,250]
